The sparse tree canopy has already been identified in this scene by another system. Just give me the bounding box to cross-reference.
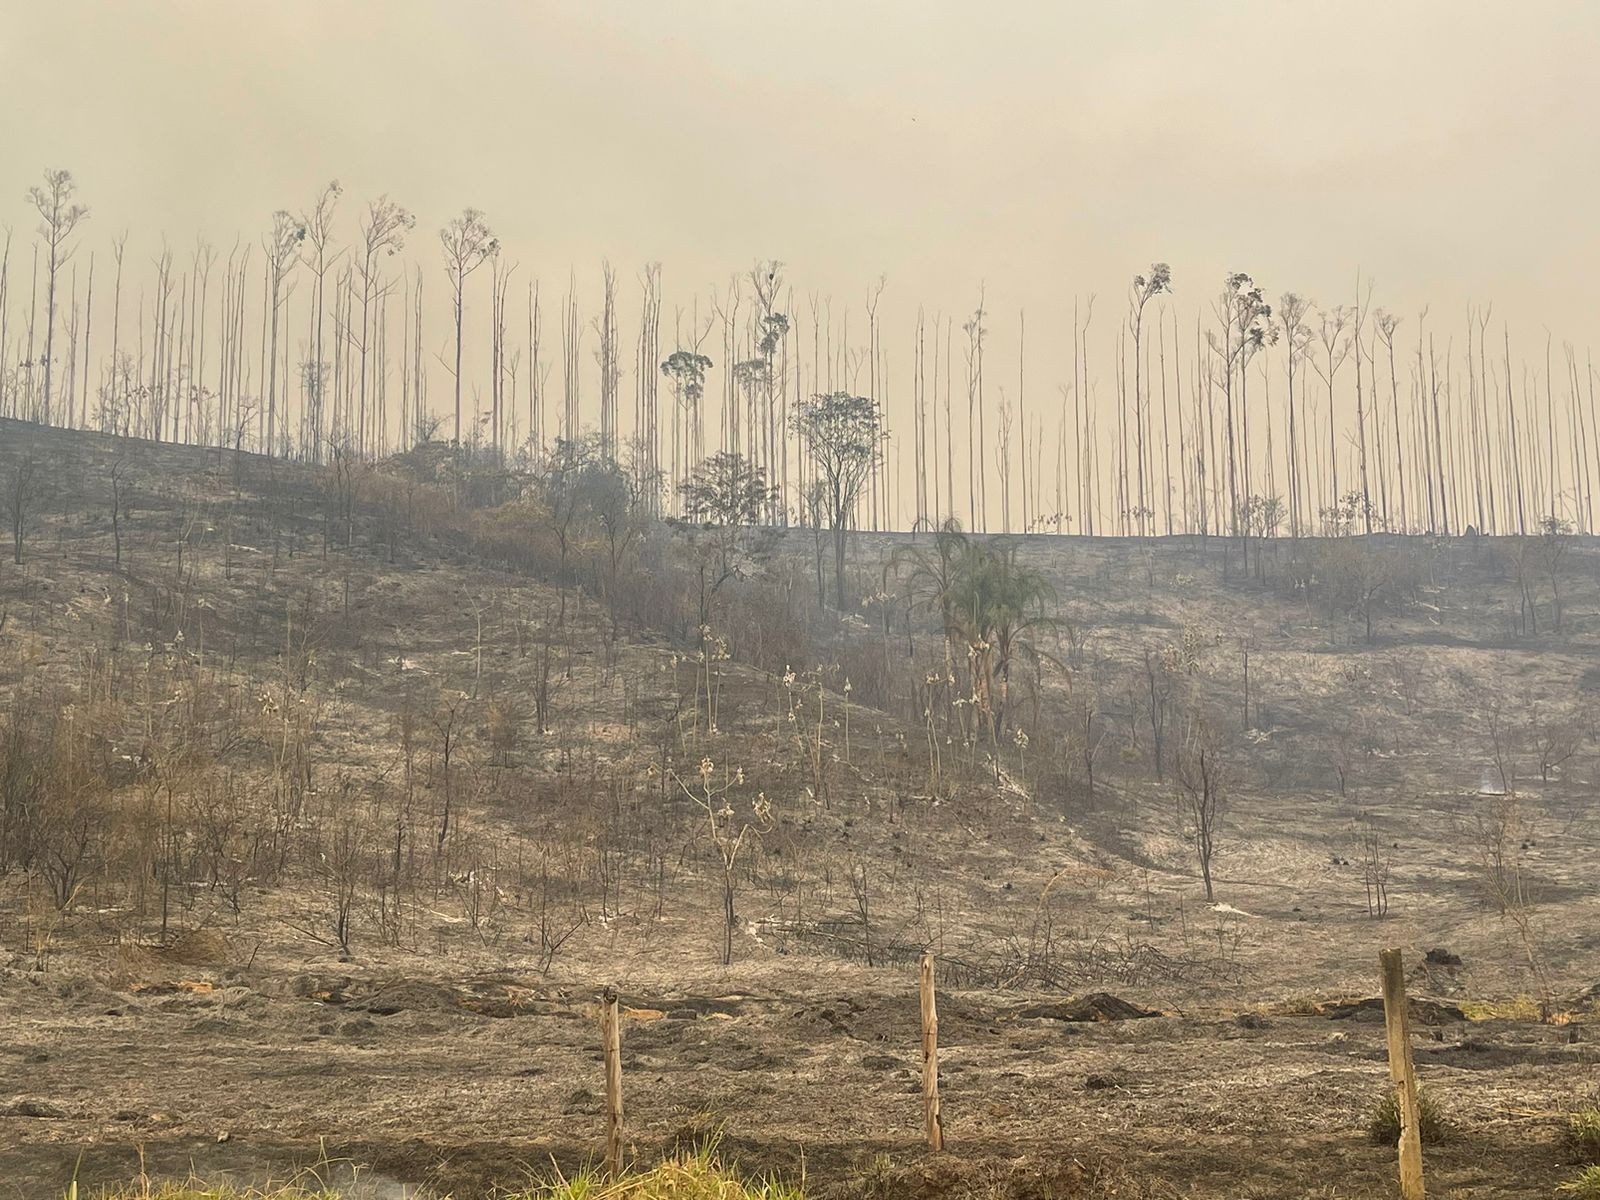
[679,450,773,529]
[661,350,714,405]
[791,390,885,610]
[1132,262,1172,308]
[679,451,776,624]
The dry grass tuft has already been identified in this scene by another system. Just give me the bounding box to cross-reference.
[72,1184,342,1200]
[69,1158,370,1200]
[79,1151,806,1200]
[1367,1084,1452,1146]
[528,1146,803,1200]
[1459,995,1545,1022]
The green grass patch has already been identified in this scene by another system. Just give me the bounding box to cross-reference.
[1558,1165,1600,1198]
[1568,1109,1600,1165]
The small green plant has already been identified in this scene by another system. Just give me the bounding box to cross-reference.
[1557,1165,1600,1198]
[1368,1083,1451,1145]
[1567,1109,1600,1165]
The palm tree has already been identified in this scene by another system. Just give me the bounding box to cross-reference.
[892,518,968,641]
[946,539,1061,745]
[890,518,970,730]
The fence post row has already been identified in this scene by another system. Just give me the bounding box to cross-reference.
[598,950,1427,1182]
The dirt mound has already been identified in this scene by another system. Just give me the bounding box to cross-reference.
[631,993,746,1018]
[156,928,233,967]
[350,977,553,1018]
[1014,992,1159,1022]
[270,973,357,1004]
[126,979,218,997]
[1314,995,1466,1025]
[1,1099,68,1119]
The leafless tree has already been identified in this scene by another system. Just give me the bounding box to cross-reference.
[1174,714,1227,901]
[356,195,414,453]
[1469,759,1552,1015]
[26,169,89,425]
[439,208,499,446]
[3,451,45,564]
[261,209,305,455]
[108,457,132,568]
[1128,263,1172,537]
[962,294,986,531]
[1208,273,1274,553]
[1278,293,1314,535]
[298,180,342,458]
[1353,813,1392,918]
[1537,514,1573,631]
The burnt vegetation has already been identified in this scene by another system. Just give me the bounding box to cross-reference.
[1,413,1597,991]
[2,169,1599,1200]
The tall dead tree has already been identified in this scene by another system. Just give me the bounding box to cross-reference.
[355,195,413,456]
[26,169,89,427]
[1352,277,1375,533]
[1277,294,1313,535]
[489,257,517,457]
[746,260,789,523]
[439,208,498,447]
[527,277,547,456]
[595,261,620,459]
[635,264,663,508]
[78,250,95,429]
[1129,263,1172,537]
[562,271,582,443]
[0,227,11,418]
[1311,304,1352,522]
[1208,273,1273,553]
[1375,310,1407,532]
[261,210,305,456]
[962,294,986,532]
[298,181,341,459]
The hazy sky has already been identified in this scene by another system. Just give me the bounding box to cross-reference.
[3,1,1595,320]
[2,1,1597,525]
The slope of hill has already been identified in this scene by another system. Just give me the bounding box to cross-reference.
[1,418,1596,1199]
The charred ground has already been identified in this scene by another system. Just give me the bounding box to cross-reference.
[1,419,1596,1199]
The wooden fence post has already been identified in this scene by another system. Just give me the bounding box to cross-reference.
[1379,948,1425,1200]
[600,986,624,1181]
[920,951,944,1152]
